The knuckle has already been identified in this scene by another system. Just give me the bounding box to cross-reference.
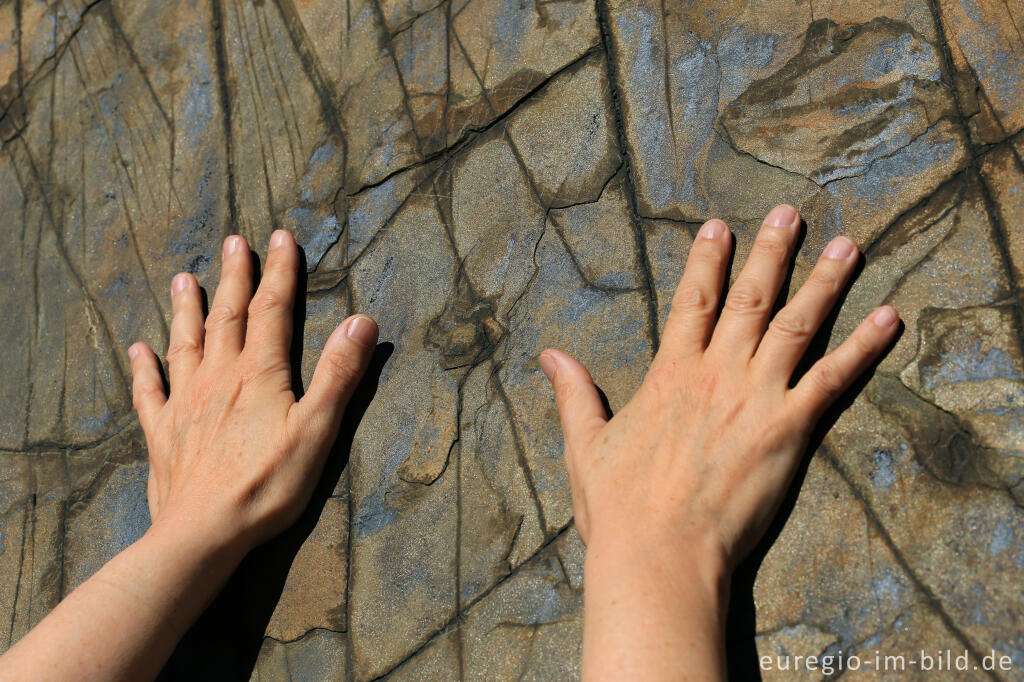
[848,328,876,356]
[239,355,291,387]
[132,386,155,409]
[724,282,767,314]
[811,360,845,396]
[205,303,245,330]
[248,290,285,318]
[690,244,723,266]
[769,310,813,341]
[166,337,202,361]
[674,282,715,315]
[554,378,583,406]
[322,352,360,386]
[753,235,790,263]
[808,266,841,294]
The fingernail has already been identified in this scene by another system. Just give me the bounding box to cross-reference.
[270,230,287,250]
[128,344,140,360]
[346,315,377,348]
[766,204,798,227]
[872,306,898,329]
[539,351,557,380]
[171,273,189,296]
[699,219,726,240]
[223,235,242,257]
[823,237,855,260]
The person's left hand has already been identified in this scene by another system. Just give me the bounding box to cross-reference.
[128,230,379,555]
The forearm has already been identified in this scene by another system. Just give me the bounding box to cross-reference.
[0,520,245,681]
[582,535,729,681]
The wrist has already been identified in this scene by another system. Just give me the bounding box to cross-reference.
[585,526,730,604]
[145,509,250,574]
[580,529,730,680]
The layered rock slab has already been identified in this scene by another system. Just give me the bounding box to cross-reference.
[0,0,1022,680]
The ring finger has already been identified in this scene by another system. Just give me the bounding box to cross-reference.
[753,235,859,383]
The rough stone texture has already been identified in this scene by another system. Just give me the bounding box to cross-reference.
[0,0,1021,679]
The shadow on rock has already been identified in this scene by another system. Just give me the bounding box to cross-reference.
[158,246,393,680]
[724,225,903,680]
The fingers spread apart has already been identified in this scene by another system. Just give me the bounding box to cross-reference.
[788,305,899,420]
[659,218,731,358]
[292,314,379,446]
[754,236,859,383]
[244,230,298,366]
[204,235,253,362]
[708,204,801,358]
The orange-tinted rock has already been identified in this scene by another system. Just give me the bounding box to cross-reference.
[0,0,1022,679]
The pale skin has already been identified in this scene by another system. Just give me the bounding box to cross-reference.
[538,203,898,680]
[0,204,897,680]
[0,230,380,680]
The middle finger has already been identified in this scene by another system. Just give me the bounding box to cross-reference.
[707,204,801,358]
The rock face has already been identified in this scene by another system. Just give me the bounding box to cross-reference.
[0,0,1021,679]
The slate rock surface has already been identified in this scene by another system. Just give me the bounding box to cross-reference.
[0,0,1022,679]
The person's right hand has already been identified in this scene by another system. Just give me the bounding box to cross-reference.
[129,230,379,557]
[539,204,898,679]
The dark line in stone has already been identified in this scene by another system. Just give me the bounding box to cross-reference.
[52,497,67,601]
[0,0,108,139]
[102,3,171,129]
[820,446,1000,682]
[0,415,138,457]
[658,0,678,153]
[10,138,131,399]
[369,521,574,680]
[211,0,239,237]
[443,0,452,151]
[367,0,425,155]
[972,169,1024,347]
[926,0,1024,351]
[453,368,465,681]
[63,45,172,348]
[14,0,22,97]
[861,165,971,260]
[271,0,347,146]
[595,0,661,351]
[488,365,549,536]
[343,464,355,682]
[344,45,601,200]
[10,151,38,450]
[6,504,28,644]
[263,626,349,646]
[387,0,447,39]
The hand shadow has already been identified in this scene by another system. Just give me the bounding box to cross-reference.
[722,221,903,680]
[157,245,394,681]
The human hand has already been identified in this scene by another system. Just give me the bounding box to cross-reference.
[541,203,897,569]
[129,230,379,557]
[539,204,899,678]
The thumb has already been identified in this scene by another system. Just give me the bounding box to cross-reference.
[539,348,608,449]
[292,314,379,442]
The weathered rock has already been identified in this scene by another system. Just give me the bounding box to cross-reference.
[978,138,1024,284]
[935,0,1024,143]
[252,628,347,681]
[264,496,348,641]
[606,1,970,254]
[0,0,1022,680]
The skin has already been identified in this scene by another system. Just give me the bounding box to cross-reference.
[0,204,897,680]
[538,204,899,680]
[0,230,379,680]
